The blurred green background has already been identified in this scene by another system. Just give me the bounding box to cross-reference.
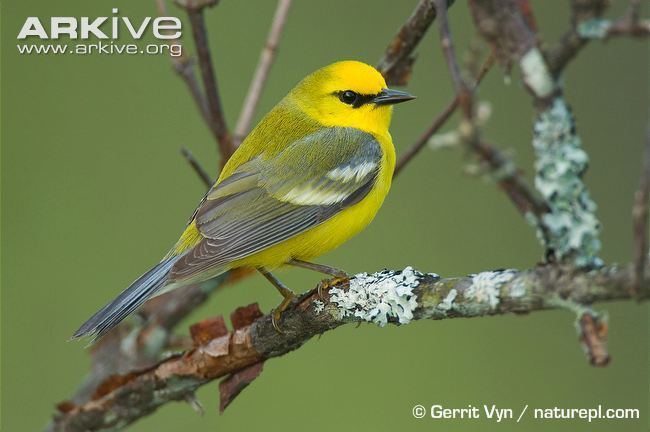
[2,1,648,431]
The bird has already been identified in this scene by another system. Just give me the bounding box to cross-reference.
[72,60,415,341]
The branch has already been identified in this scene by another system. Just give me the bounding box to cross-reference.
[181,146,213,187]
[177,0,234,162]
[471,139,549,218]
[544,1,599,77]
[432,0,471,111]
[155,0,210,125]
[427,2,548,224]
[233,0,293,146]
[57,268,253,410]
[469,0,602,266]
[49,262,649,431]
[394,54,494,177]
[546,0,649,77]
[376,0,440,86]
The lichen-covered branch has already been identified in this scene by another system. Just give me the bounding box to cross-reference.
[531,99,602,266]
[546,0,649,77]
[48,262,648,432]
[469,0,603,266]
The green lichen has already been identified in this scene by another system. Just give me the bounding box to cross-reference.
[532,98,602,267]
[577,19,611,39]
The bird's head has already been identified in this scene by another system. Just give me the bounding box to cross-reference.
[289,60,415,135]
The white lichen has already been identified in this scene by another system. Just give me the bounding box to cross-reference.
[532,98,602,267]
[464,270,517,309]
[428,101,492,151]
[577,19,611,39]
[329,266,429,326]
[428,130,461,150]
[520,48,554,98]
[508,278,527,298]
[312,300,324,314]
[437,288,458,312]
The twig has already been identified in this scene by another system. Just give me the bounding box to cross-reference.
[181,146,213,187]
[633,128,650,293]
[48,262,649,431]
[394,100,457,177]
[155,0,210,125]
[577,310,610,366]
[605,0,650,39]
[394,54,494,177]
[429,4,547,222]
[472,139,549,218]
[432,0,471,116]
[546,0,649,77]
[547,296,610,366]
[376,0,440,86]
[233,0,293,147]
[178,0,234,162]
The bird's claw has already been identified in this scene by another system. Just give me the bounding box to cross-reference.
[316,274,349,300]
[271,291,295,334]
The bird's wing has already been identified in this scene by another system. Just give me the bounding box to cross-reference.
[169,127,382,281]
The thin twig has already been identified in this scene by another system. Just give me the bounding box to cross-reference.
[233,0,292,147]
[181,146,213,187]
[48,262,649,431]
[432,0,471,116]
[472,140,549,218]
[155,0,210,125]
[179,0,234,162]
[376,0,440,86]
[431,3,551,229]
[577,311,610,366]
[633,128,650,293]
[546,0,649,77]
[394,54,494,177]
[394,100,458,177]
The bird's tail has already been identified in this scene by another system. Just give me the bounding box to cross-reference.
[71,255,182,343]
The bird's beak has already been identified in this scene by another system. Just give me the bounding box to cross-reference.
[372,88,416,105]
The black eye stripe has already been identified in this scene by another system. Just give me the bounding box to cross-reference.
[335,91,379,108]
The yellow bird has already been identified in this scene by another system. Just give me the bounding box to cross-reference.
[73,60,415,340]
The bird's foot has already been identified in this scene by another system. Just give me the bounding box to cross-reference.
[317,274,349,300]
[271,289,296,334]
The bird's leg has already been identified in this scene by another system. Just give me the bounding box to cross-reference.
[287,259,349,299]
[257,267,295,333]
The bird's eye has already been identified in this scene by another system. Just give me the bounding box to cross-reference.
[339,90,359,105]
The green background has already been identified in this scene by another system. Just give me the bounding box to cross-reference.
[2,1,648,431]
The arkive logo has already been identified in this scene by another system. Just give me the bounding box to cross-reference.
[17,8,181,40]
[16,8,183,57]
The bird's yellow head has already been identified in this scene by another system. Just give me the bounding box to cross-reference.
[288,61,415,135]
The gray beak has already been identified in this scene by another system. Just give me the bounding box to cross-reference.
[372,88,416,105]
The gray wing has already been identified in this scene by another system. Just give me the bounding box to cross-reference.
[169,127,382,281]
